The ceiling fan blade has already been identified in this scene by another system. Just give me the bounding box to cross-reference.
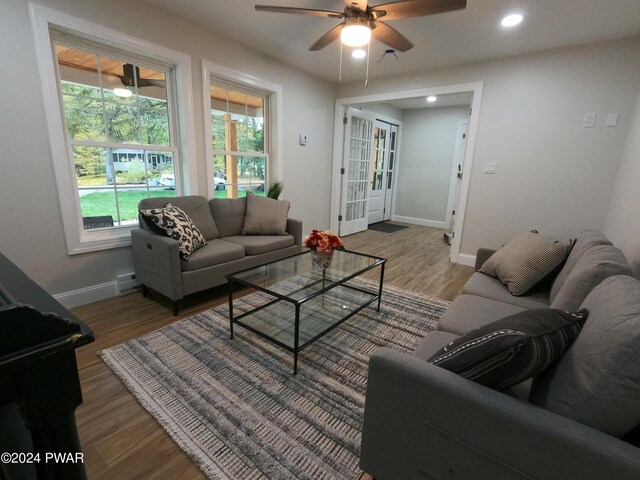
[309,23,344,51]
[371,0,466,21]
[371,21,414,51]
[255,5,344,19]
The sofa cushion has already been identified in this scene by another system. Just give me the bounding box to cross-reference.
[550,245,632,311]
[140,203,207,260]
[549,230,612,303]
[138,195,219,240]
[223,235,295,255]
[180,239,245,272]
[209,197,246,237]
[462,273,550,310]
[413,331,461,361]
[241,192,291,235]
[437,294,527,335]
[428,308,587,390]
[479,232,573,296]
[531,275,640,438]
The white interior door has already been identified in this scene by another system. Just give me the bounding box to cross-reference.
[368,120,388,224]
[384,124,398,221]
[340,108,376,236]
[446,120,469,232]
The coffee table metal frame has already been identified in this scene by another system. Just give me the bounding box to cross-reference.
[226,249,386,374]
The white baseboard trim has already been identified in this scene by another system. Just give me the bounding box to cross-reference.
[54,281,118,309]
[391,215,447,229]
[456,253,476,267]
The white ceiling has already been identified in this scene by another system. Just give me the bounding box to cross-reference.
[141,0,640,84]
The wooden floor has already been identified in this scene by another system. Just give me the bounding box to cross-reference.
[71,224,473,479]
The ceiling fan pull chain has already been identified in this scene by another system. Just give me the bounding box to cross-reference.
[339,41,343,84]
[365,41,371,88]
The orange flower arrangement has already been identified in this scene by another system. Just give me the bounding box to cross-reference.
[303,230,344,254]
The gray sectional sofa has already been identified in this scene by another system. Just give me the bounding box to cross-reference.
[131,195,302,314]
[360,230,640,479]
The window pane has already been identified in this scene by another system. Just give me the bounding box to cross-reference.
[62,93,105,141]
[105,102,139,143]
[73,146,109,186]
[79,189,116,229]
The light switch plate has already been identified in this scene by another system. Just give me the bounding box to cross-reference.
[483,162,497,174]
[583,112,597,128]
[606,113,619,127]
[299,133,307,145]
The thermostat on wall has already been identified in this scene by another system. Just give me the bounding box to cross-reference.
[299,133,307,146]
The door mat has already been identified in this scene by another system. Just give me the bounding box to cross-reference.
[368,222,409,233]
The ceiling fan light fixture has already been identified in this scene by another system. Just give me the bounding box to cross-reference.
[352,48,367,59]
[501,13,523,27]
[113,87,133,98]
[341,18,371,47]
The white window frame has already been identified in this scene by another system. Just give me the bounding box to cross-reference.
[201,60,283,197]
[30,3,197,255]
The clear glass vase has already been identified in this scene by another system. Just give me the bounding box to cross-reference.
[311,250,334,270]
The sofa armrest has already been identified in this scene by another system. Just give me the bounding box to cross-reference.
[131,229,183,301]
[474,248,497,271]
[360,348,640,480]
[286,218,303,247]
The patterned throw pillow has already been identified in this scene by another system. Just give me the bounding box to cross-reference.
[480,231,574,296]
[428,308,588,390]
[139,203,207,260]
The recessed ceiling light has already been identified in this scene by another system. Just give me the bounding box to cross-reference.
[427,96,437,103]
[501,14,523,27]
[352,49,366,59]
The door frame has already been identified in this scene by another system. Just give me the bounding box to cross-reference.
[330,82,483,264]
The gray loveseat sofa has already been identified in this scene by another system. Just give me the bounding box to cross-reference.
[131,195,302,314]
[360,230,640,479]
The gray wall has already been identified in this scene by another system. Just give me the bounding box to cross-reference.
[337,37,640,257]
[0,0,336,295]
[604,89,640,277]
[395,106,469,224]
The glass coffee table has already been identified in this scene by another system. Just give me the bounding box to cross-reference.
[226,249,386,374]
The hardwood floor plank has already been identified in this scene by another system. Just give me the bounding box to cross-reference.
[71,225,473,479]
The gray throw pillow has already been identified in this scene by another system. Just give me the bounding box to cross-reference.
[530,275,640,438]
[139,203,207,259]
[550,244,631,311]
[242,192,290,235]
[549,230,612,303]
[479,232,573,296]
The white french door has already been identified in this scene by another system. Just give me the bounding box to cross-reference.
[339,108,376,236]
[384,124,398,221]
[368,120,398,224]
[368,121,387,224]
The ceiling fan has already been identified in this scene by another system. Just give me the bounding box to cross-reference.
[118,64,165,89]
[255,0,467,52]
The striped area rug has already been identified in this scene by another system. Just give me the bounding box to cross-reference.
[99,279,449,480]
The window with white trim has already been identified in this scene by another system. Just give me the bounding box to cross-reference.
[210,82,269,198]
[30,4,196,255]
[53,33,180,230]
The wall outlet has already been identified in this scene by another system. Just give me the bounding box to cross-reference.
[606,113,619,127]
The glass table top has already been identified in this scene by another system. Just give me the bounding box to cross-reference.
[228,249,385,303]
